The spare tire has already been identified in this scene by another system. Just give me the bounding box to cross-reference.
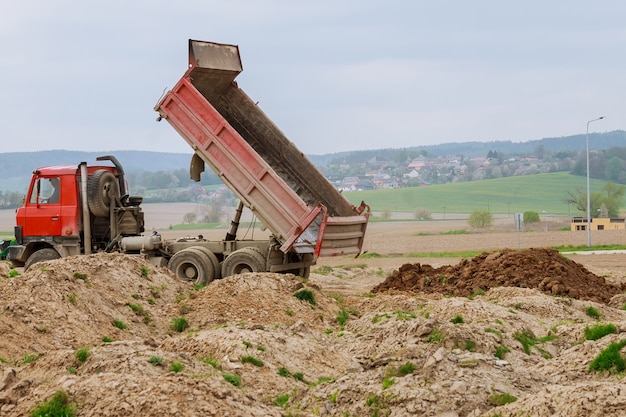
[88,170,119,218]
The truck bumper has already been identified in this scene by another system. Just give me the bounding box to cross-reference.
[8,245,27,263]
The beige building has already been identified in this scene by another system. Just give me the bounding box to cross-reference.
[570,216,625,231]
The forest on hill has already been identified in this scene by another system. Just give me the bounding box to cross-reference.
[0,130,625,210]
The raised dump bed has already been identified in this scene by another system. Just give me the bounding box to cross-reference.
[155,40,369,257]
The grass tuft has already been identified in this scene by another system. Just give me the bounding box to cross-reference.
[170,317,189,333]
[294,289,316,305]
[222,372,241,386]
[584,323,617,341]
[241,355,264,367]
[31,390,76,417]
[74,347,89,364]
[589,339,626,373]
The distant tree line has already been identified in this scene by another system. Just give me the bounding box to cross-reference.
[0,190,24,209]
[570,146,626,183]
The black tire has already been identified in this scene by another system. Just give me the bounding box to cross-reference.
[24,248,61,271]
[284,253,312,278]
[221,247,267,278]
[191,246,221,280]
[295,267,311,279]
[88,170,120,218]
[167,248,215,286]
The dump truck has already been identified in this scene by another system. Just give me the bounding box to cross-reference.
[8,39,370,283]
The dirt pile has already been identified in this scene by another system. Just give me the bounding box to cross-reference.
[373,247,625,303]
[2,250,626,416]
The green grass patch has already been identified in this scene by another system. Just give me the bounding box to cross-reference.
[344,172,610,215]
[294,289,316,305]
[585,306,602,319]
[407,251,483,259]
[552,244,626,252]
[170,317,189,333]
[439,229,469,235]
[169,360,184,373]
[222,372,241,386]
[74,347,89,364]
[513,330,556,358]
[394,310,416,321]
[198,356,219,368]
[22,353,39,364]
[312,265,333,275]
[112,319,127,330]
[149,356,163,366]
[337,308,349,329]
[585,323,618,341]
[494,344,510,359]
[451,315,465,324]
[397,362,417,376]
[241,355,264,367]
[426,327,444,343]
[589,339,626,373]
[489,392,517,406]
[31,390,76,417]
[359,252,384,258]
[275,393,291,408]
[381,376,395,389]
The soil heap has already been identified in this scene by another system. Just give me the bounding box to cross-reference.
[2,250,626,416]
[373,247,625,303]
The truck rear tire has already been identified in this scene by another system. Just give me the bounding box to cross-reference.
[191,246,221,280]
[221,247,267,278]
[24,248,61,271]
[88,170,120,218]
[168,247,216,286]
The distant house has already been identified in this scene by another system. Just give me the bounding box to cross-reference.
[339,176,360,191]
[405,169,420,179]
[407,157,429,171]
[570,216,625,231]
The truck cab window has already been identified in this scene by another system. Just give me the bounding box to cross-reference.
[30,177,60,204]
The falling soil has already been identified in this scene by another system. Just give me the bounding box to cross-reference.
[372,247,626,303]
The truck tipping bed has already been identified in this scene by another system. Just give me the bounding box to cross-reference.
[155,40,369,257]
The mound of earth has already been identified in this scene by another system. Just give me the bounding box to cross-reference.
[3,251,626,416]
[372,247,625,303]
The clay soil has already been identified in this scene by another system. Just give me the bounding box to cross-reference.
[3,210,626,416]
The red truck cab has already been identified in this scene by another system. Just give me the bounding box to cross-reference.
[15,166,83,240]
[10,157,138,269]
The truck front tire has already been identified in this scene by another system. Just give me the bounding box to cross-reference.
[24,248,61,271]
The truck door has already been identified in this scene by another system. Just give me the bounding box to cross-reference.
[21,177,63,237]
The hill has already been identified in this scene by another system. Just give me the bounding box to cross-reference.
[1,131,625,192]
[343,172,609,216]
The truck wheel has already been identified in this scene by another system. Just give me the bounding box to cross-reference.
[221,247,267,278]
[190,246,221,280]
[284,253,312,278]
[24,248,61,271]
[168,248,216,286]
[88,170,119,218]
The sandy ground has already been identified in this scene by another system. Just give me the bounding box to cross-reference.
[4,204,626,416]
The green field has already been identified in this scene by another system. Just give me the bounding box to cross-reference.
[343,172,610,216]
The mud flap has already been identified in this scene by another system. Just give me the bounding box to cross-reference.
[190,153,205,182]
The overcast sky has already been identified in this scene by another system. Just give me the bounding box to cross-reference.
[1,1,624,155]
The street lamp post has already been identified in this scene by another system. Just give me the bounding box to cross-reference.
[586,116,606,247]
